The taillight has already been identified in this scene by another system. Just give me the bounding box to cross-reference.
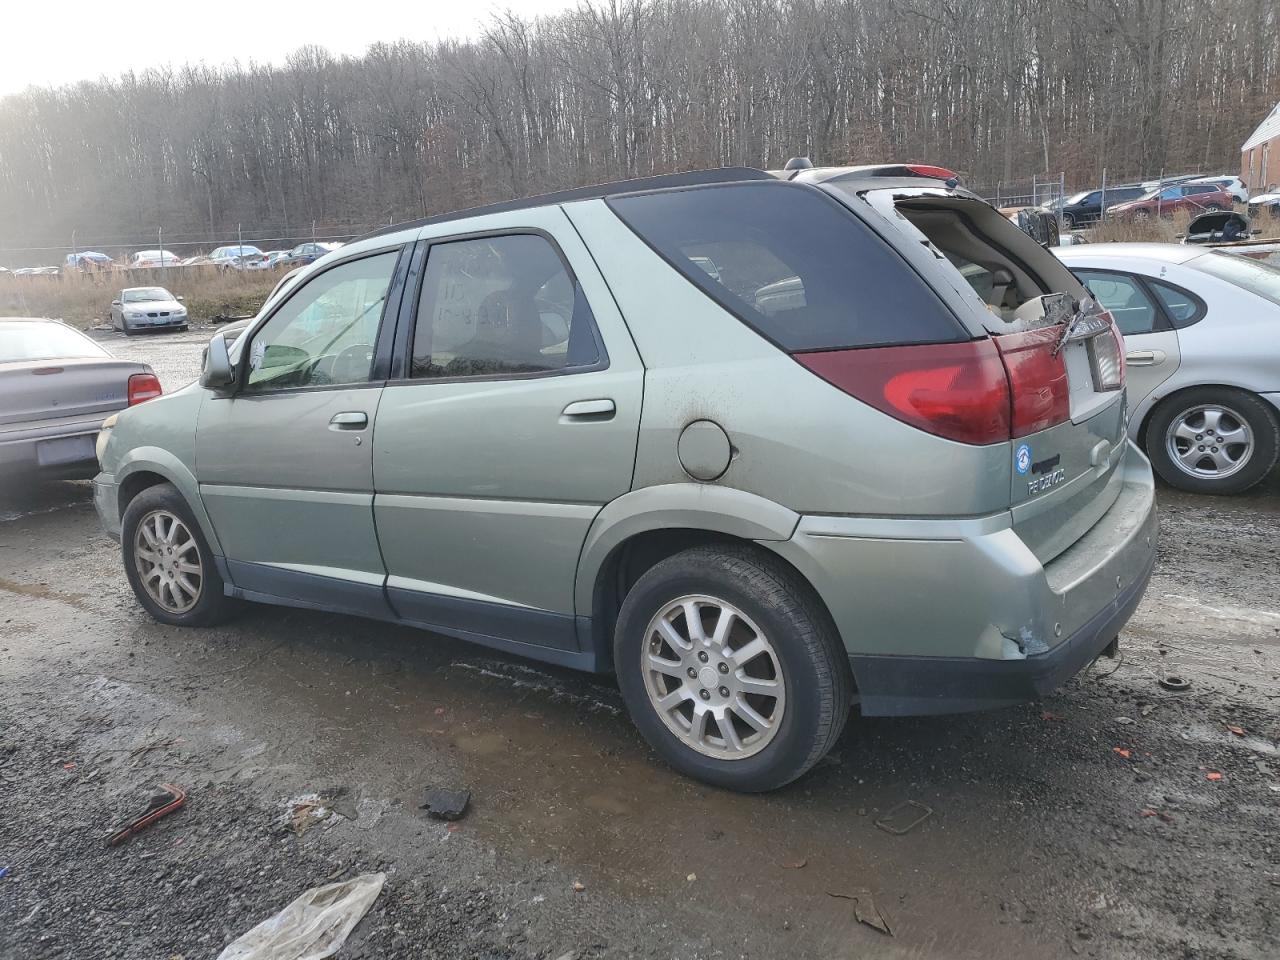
[1088,317,1125,391]
[127,373,163,405]
[991,327,1070,437]
[795,341,1011,444]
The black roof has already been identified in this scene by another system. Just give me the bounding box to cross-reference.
[358,166,772,242]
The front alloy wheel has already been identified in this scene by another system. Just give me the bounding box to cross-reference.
[133,509,203,614]
[642,595,785,760]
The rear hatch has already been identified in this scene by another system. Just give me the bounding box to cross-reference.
[0,357,139,430]
[848,188,1129,563]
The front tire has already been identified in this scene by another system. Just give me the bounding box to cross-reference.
[614,545,852,792]
[1146,388,1279,494]
[121,483,237,626]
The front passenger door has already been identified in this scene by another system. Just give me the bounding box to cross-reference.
[196,247,405,615]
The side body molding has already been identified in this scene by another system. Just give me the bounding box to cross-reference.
[574,483,800,613]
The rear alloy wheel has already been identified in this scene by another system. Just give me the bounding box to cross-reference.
[1204,203,1223,213]
[1063,213,1076,229]
[1132,209,1152,223]
[121,482,237,626]
[615,545,852,792]
[1146,389,1279,494]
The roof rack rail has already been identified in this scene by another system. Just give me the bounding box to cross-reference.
[358,166,772,242]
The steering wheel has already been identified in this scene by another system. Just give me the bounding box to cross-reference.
[330,343,374,383]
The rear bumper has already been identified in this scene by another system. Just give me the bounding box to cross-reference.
[767,441,1158,716]
[0,418,106,478]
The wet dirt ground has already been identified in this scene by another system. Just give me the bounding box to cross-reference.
[1,329,1278,959]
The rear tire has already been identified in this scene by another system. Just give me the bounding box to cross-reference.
[1204,203,1223,213]
[121,483,237,626]
[1063,213,1075,229]
[614,544,852,792]
[1145,388,1279,494]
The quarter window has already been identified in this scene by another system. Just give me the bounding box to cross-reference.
[1149,279,1203,326]
[410,234,601,379]
[244,251,397,392]
[1074,270,1158,335]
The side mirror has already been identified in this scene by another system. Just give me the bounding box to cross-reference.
[111,299,121,305]
[200,333,235,391]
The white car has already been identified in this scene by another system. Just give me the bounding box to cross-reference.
[1056,243,1280,494]
[130,250,183,269]
[1186,175,1249,204]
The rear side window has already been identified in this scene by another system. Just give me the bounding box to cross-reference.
[411,234,602,379]
[1149,279,1204,326]
[1073,270,1158,335]
[608,182,966,351]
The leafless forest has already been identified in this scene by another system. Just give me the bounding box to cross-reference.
[0,0,1277,257]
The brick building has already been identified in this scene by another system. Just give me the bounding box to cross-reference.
[1242,101,1280,193]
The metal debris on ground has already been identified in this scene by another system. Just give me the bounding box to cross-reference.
[1158,675,1191,691]
[107,783,187,847]
[421,787,471,821]
[215,872,385,960]
[826,889,894,936]
[1114,716,1136,725]
[286,795,333,836]
[874,800,933,835]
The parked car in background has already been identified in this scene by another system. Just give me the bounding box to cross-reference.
[110,287,189,334]
[12,266,61,277]
[224,253,271,272]
[279,241,342,268]
[263,250,292,269]
[65,252,115,272]
[210,245,264,265]
[1057,243,1280,494]
[1105,183,1233,222]
[95,164,1155,792]
[1,317,161,480]
[1055,184,1147,228]
[1247,192,1280,220]
[1186,175,1249,203]
[129,250,183,269]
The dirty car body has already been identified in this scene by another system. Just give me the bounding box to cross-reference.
[95,165,1157,791]
[1,318,158,480]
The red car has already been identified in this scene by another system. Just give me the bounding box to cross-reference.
[1105,182,1234,222]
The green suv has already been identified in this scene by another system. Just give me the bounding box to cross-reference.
[95,165,1157,791]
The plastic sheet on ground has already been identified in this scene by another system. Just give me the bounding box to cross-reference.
[216,872,386,960]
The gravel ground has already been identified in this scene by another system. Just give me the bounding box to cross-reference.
[1,330,1277,960]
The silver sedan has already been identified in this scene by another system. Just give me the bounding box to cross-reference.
[1056,243,1280,494]
[0,318,160,481]
[111,287,189,335]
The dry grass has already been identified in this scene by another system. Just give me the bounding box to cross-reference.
[0,268,280,329]
[1081,206,1234,244]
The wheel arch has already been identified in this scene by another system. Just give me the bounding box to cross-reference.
[116,449,224,556]
[1136,381,1278,451]
[577,484,841,674]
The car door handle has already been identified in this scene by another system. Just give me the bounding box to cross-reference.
[561,399,615,421]
[1125,349,1165,366]
[328,411,368,430]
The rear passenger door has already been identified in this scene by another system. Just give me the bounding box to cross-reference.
[372,209,643,652]
[1073,268,1181,413]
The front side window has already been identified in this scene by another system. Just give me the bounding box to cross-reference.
[1074,270,1158,335]
[410,234,601,379]
[609,182,965,350]
[244,251,397,392]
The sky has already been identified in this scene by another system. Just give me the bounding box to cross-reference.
[0,0,575,97]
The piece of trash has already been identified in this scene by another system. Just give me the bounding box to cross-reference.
[1041,710,1063,721]
[433,707,445,716]
[1140,808,1175,823]
[1112,747,1131,759]
[0,866,9,879]
[686,872,697,882]
[216,872,385,960]
[826,890,893,936]
[782,858,808,870]
[1158,675,1190,691]
[572,881,585,893]
[421,787,471,821]
[1226,725,1245,737]
[288,796,334,836]
[107,784,186,847]
[1206,771,1223,782]
[1139,704,1156,717]
[874,800,932,835]
[1113,716,1135,725]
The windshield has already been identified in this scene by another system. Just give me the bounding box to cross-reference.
[1066,191,1092,204]
[123,287,172,303]
[0,321,109,362]
[1190,252,1280,307]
